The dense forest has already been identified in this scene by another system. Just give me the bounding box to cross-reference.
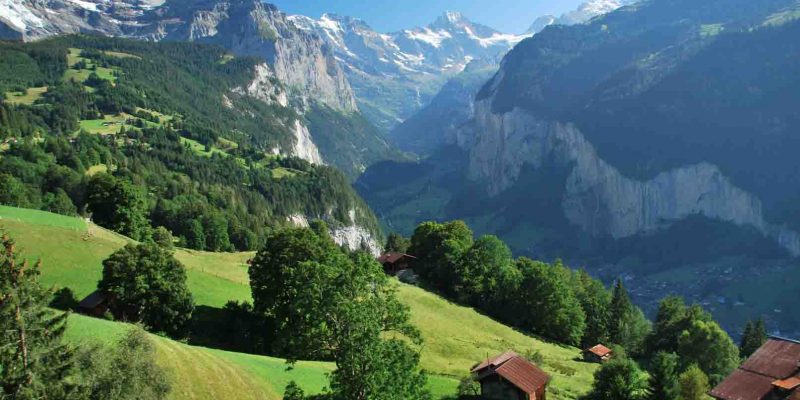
[0,36,381,251]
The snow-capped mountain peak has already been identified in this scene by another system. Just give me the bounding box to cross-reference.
[527,0,638,34]
[293,11,526,76]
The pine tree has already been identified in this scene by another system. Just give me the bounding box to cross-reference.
[0,233,76,398]
[739,318,767,358]
[648,352,680,400]
[608,279,651,354]
[609,279,632,339]
[574,269,611,347]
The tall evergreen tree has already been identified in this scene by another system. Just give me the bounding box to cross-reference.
[646,296,690,354]
[608,280,651,354]
[574,269,611,347]
[739,318,767,358]
[648,352,680,400]
[0,233,76,398]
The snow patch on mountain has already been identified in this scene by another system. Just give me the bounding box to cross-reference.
[404,27,453,48]
[528,0,639,33]
[66,0,101,12]
[0,0,44,31]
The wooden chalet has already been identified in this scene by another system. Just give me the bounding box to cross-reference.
[77,290,111,317]
[711,337,800,400]
[377,252,417,275]
[582,344,613,363]
[471,351,549,400]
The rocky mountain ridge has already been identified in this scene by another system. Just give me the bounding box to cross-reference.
[287,11,528,133]
[289,1,639,133]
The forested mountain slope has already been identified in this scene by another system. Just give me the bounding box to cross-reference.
[0,36,381,253]
[0,0,403,177]
[359,0,800,337]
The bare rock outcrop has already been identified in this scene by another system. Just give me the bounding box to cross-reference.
[462,100,800,256]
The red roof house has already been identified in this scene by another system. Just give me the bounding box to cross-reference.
[471,351,549,400]
[583,344,613,363]
[711,337,800,400]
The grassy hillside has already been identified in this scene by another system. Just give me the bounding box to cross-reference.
[0,206,597,399]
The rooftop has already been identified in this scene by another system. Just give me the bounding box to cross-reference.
[711,337,800,400]
[472,351,549,395]
[584,344,612,357]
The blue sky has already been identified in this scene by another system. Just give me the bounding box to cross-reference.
[270,0,586,34]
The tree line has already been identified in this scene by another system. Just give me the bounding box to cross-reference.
[391,220,763,399]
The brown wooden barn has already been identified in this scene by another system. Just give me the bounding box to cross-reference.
[77,290,111,317]
[377,252,417,275]
[711,337,800,400]
[582,344,613,363]
[471,351,549,400]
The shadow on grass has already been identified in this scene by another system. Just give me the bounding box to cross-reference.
[188,304,270,355]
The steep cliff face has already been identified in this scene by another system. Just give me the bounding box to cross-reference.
[460,0,800,255]
[286,213,382,257]
[151,0,357,113]
[465,100,800,256]
[233,63,289,107]
[232,62,323,164]
[289,119,324,165]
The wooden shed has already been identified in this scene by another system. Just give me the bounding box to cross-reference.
[77,290,111,317]
[377,252,417,275]
[471,351,549,400]
[582,344,613,363]
[711,337,800,400]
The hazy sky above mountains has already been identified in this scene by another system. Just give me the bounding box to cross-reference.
[270,0,587,33]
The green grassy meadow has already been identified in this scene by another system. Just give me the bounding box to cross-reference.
[64,48,118,85]
[3,86,48,105]
[77,114,132,135]
[0,206,598,399]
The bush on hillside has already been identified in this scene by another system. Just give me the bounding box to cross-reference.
[74,327,171,399]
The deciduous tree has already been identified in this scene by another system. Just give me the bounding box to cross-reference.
[99,243,194,337]
[678,365,710,400]
[587,358,649,400]
[511,258,586,346]
[385,233,411,253]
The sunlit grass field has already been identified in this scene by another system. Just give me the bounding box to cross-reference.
[1,206,598,399]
